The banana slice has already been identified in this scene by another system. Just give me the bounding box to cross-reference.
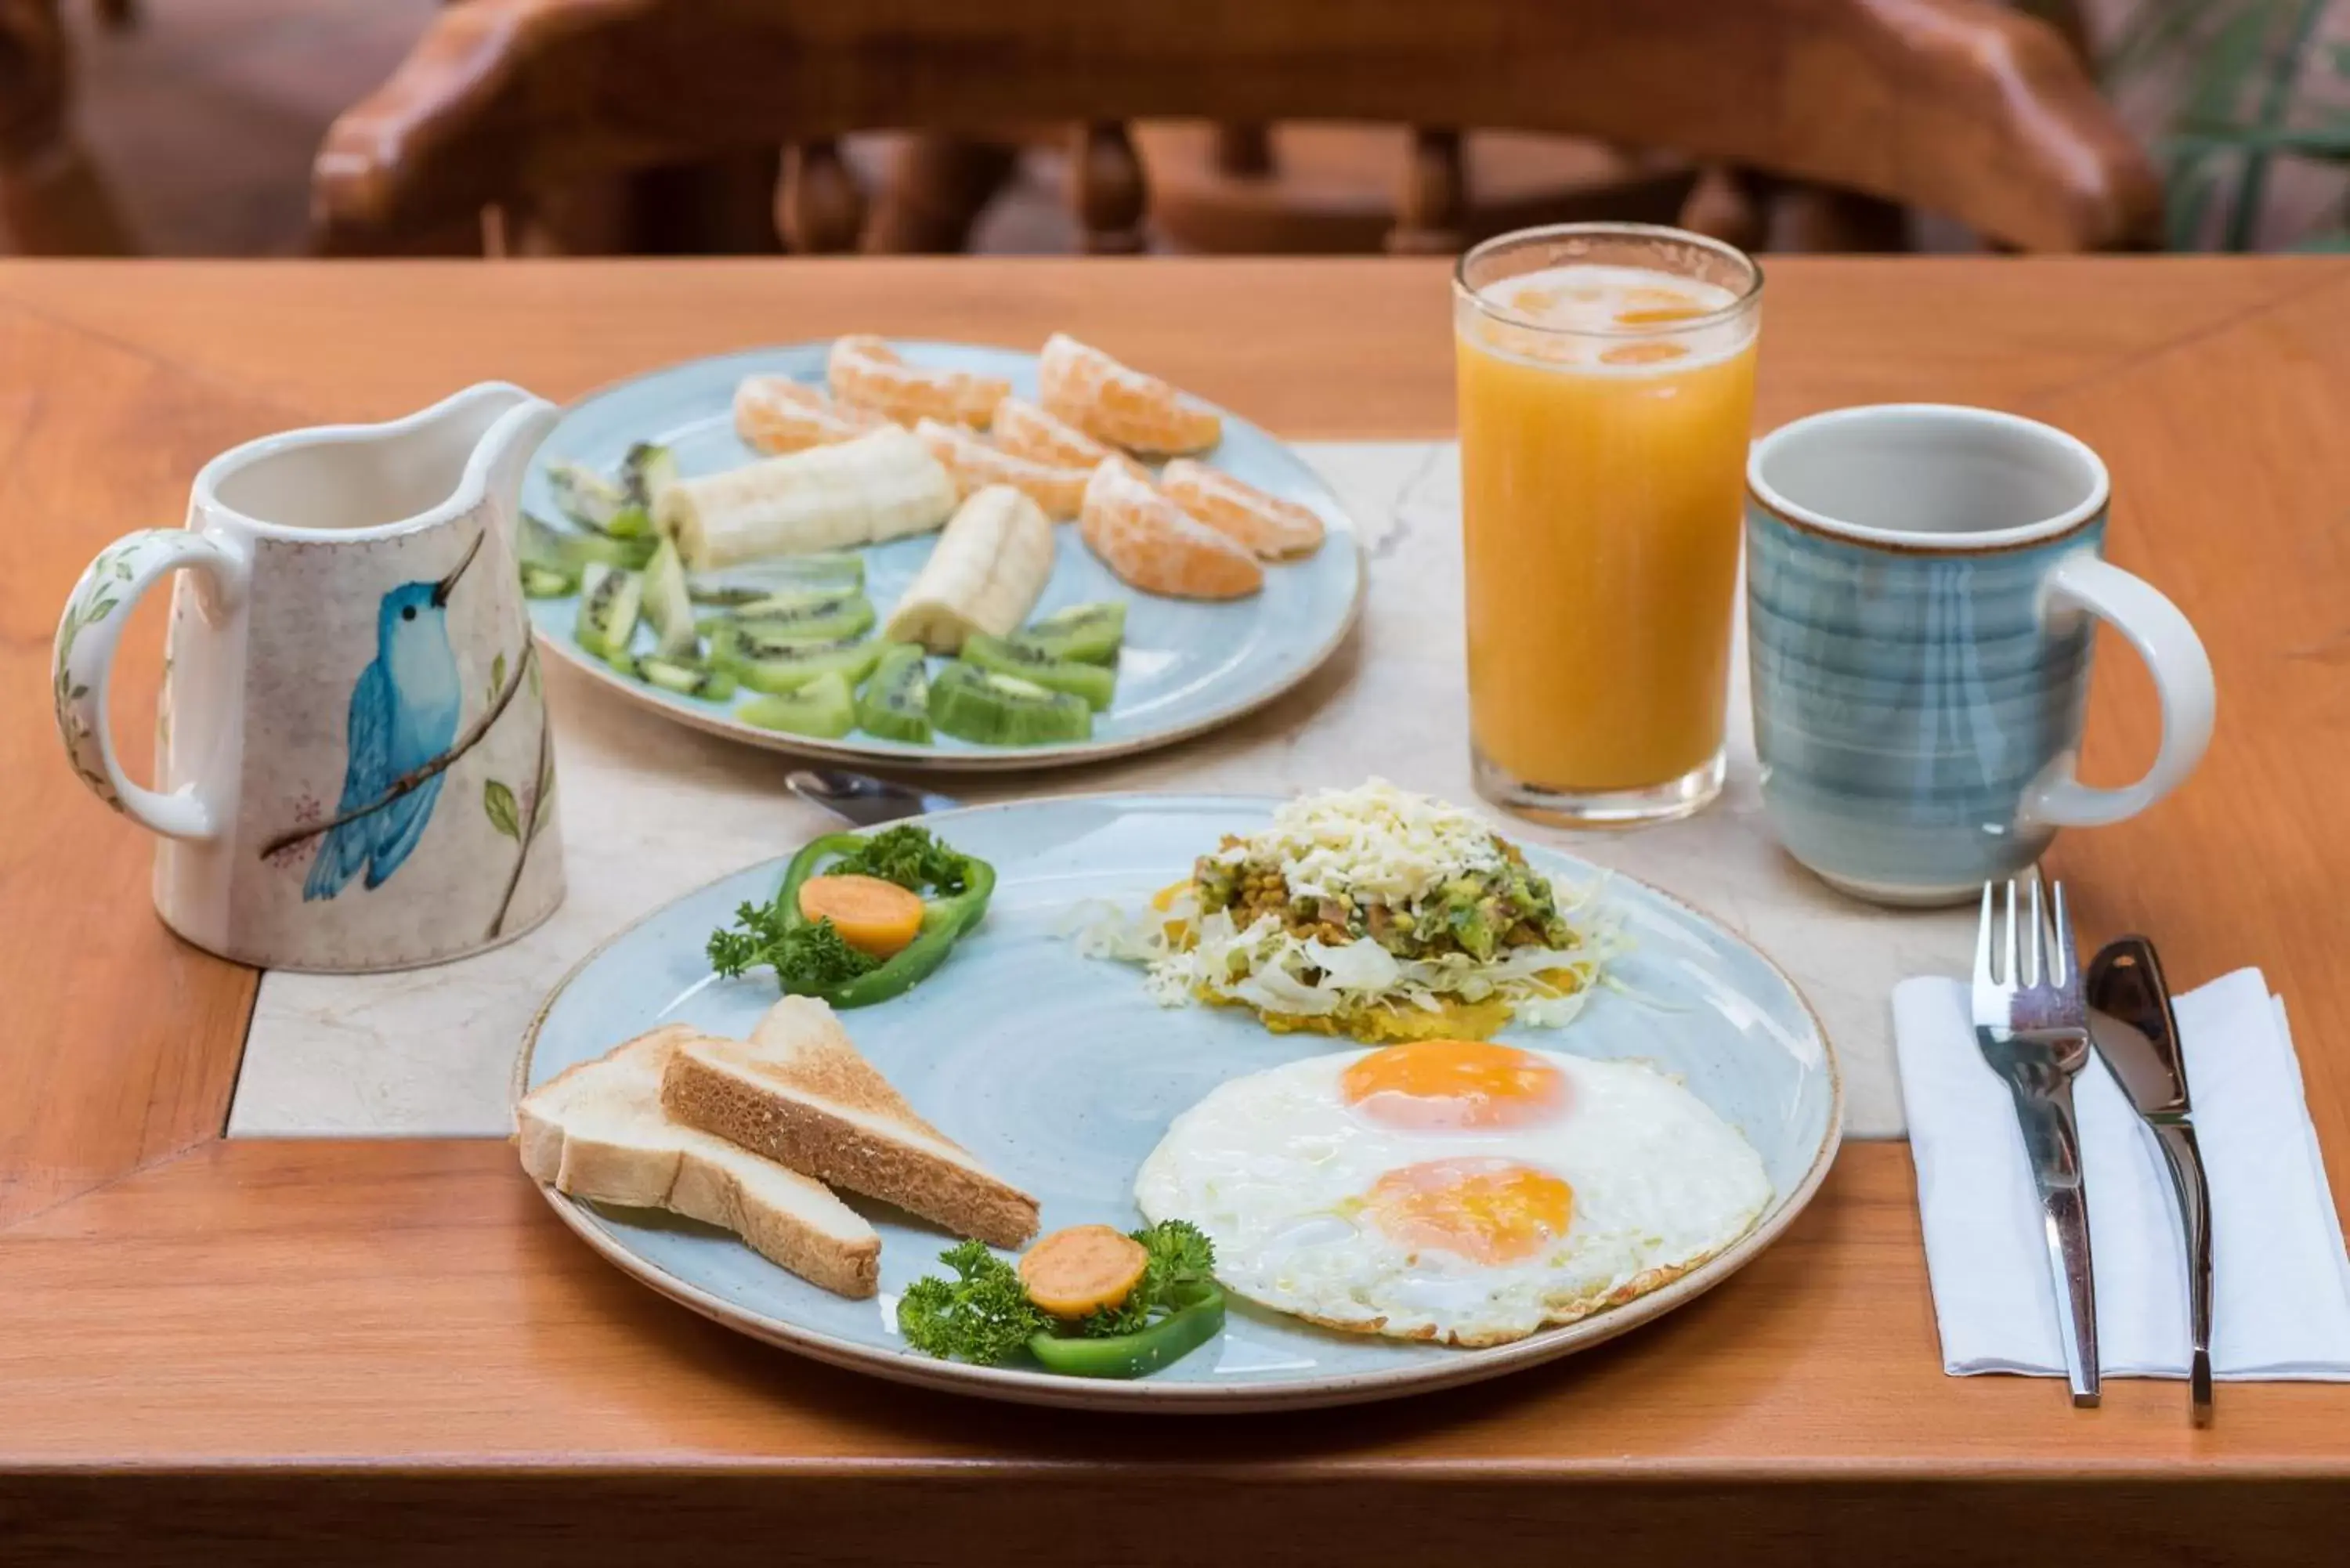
[914,418,1093,520]
[735,375,891,455]
[830,335,1009,428]
[657,425,957,571]
[882,485,1056,654]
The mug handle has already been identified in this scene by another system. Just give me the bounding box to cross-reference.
[2020,551,2215,830]
[52,528,247,840]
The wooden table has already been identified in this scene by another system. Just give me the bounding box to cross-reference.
[5,258,2348,1563]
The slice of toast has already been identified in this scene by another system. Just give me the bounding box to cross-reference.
[662,997,1041,1249]
[517,1024,881,1299]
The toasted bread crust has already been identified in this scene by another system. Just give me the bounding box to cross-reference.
[747,1001,949,1140]
[516,1025,880,1299]
[663,1029,1039,1250]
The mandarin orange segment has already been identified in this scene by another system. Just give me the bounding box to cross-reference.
[1157,460,1326,561]
[1611,306,1712,327]
[827,334,1010,428]
[992,395,1116,469]
[1079,460,1262,601]
[733,374,891,455]
[1038,332,1221,457]
[912,418,1093,519]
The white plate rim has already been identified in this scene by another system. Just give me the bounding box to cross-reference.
[512,791,1845,1414]
[529,343,1369,774]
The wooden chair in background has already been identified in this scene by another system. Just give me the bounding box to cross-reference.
[311,0,2160,259]
[0,0,131,254]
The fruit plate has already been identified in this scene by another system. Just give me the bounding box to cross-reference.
[515,793,1844,1414]
[522,343,1365,772]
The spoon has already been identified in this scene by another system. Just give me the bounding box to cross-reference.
[785,768,960,829]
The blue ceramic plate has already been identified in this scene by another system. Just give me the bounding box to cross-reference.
[523,344,1365,771]
[516,794,1842,1413]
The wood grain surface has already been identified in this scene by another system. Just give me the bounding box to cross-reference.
[3,256,2348,1562]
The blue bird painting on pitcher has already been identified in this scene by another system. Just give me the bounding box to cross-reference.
[304,533,483,900]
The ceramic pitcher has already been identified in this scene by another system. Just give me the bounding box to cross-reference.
[52,383,566,971]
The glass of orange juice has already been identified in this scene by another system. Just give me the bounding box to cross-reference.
[1455,222,1762,826]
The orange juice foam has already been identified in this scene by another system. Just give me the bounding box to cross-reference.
[1456,264,1758,794]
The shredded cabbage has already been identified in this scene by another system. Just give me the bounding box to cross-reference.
[1076,847,1622,1033]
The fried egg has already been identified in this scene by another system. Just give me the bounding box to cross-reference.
[1133,1040,1772,1346]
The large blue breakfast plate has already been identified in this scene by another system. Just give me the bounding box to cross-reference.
[523,343,1365,771]
[515,794,1842,1413]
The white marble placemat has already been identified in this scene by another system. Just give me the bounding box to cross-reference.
[230,441,1969,1140]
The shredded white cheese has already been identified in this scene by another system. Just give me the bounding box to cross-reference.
[1076,782,1621,1030]
[1211,779,1505,905]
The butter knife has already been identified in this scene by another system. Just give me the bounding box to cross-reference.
[2088,936,2214,1425]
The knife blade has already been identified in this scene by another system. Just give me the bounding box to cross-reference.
[2088,935,2214,1425]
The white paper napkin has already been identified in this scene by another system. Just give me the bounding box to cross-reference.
[1893,966,2350,1379]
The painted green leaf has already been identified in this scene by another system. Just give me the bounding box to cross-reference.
[484,779,520,840]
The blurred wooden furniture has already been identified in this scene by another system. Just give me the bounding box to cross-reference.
[1137,125,1703,255]
[0,0,131,254]
[312,0,2160,257]
[6,253,2350,1563]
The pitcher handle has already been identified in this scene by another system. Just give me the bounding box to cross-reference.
[2021,551,2215,831]
[52,529,248,840]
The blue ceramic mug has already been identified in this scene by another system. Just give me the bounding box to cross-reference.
[1744,405,2214,906]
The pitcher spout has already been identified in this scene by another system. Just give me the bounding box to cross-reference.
[443,381,561,524]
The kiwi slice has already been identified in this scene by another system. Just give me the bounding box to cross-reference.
[546,461,629,533]
[928,661,1092,746]
[710,629,884,695]
[740,670,857,739]
[1010,601,1126,667]
[856,642,932,744]
[640,537,700,659]
[626,652,738,701]
[521,511,654,572]
[599,442,674,537]
[622,442,678,507]
[962,632,1116,711]
[722,592,876,645]
[687,552,866,604]
[575,563,643,662]
[713,617,883,666]
[519,562,580,599]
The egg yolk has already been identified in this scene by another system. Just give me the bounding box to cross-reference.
[1340,1039,1567,1130]
[1365,1158,1574,1264]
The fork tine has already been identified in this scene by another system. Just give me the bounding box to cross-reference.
[2026,873,2044,988]
[2051,877,2075,989]
[1973,881,1996,989]
[2002,879,2019,989]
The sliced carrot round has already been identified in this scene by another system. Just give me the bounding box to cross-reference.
[797,873,926,958]
[1018,1224,1150,1319]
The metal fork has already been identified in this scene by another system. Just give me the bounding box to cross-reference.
[1970,872,2099,1407]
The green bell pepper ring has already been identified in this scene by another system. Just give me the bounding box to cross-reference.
[1025,1285,1226,1379]
[774,833,996,1009]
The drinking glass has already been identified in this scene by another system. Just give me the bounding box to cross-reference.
[1454,222,1762,826]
